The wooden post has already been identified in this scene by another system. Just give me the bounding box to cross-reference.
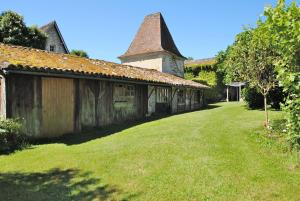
[226,86,229,102]
[239,85,242,102]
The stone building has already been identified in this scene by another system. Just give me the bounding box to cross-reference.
[119,12,185,78]
[40,21,69,54]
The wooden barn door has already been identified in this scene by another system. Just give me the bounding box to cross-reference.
[41,77,75,137]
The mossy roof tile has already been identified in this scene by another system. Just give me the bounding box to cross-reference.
[0,43,208,89]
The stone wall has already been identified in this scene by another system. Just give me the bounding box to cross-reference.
[121,52,185,78]
[162,54,185,78]
[121,53,163,72]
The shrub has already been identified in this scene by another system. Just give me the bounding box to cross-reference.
[242,87,264,109]
[242,86,286,110]
[70,49,89,58]
[0,118,26,153]
[184,72,194,80]
[268,86,286,110]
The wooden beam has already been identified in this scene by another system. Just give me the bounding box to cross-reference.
[171,87,179,102]
[148,86,156,99]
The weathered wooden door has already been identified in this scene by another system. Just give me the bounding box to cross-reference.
[41,77,74,137]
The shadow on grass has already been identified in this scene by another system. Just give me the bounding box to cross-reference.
[241,104,282,112]
[0,168,138,201]
[199,104,221,111]
[35,104,221,146]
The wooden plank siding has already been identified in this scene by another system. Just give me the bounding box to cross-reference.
[78,80,148,129]
[4,74,204,138]
[41,77,75,137]
[79,79,114,129]
[155,87,171,114]
[5,74,42,137]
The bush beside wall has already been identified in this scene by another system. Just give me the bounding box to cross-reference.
[0,118,26,153]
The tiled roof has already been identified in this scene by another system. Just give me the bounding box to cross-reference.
[0,43,208,89]
[119,12,185,59]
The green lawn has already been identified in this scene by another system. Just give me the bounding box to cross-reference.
[0,103,300,201]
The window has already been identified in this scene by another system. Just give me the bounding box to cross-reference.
[50,45,56,52]
[114,84,135,103]
[194,90,201,103]
[156,87,169,103]
[177,89,185,104]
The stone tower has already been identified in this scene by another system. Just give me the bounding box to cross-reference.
[119,12,186,77]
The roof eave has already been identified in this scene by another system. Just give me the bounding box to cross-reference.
[1,65,207,89]
[119,50,186,60]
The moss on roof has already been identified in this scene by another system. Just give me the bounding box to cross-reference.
[0,43,208,89]
[185,58,216,68]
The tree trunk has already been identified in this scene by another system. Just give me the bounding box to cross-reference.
[264,94,269,127]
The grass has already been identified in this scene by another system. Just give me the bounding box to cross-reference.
[0,102,299,201]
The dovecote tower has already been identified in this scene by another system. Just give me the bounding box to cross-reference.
[119,12,186,77]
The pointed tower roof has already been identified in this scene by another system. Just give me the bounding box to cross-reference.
[119,12,185,59]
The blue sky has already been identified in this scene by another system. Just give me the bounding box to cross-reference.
[0,0,296,62]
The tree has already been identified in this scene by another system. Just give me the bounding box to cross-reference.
[217,0,299,146]
[186,56,194,61]
[0,11,28,46]
[0,11,47,49]
[70,49,89,58]
[215,48,231,85]
[264,0,300,145]
[28,25,48,50]
[224,26,278,125]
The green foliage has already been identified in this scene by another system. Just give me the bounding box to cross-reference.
[263,0,300,146]
[27,25,47,50]
[220,6,281,126]
[70,49,89,58]
[0,11,28,46]
[225,27,278,96]
[185,63,216,73]
[218,0,299,146]
[268,86,286,109]
[184,72,194,80]
[0,118,26,153]
[215,48,232,85]
[193,71,217,86]
[0,11,47,49]
[185,63,225,103]
[242,87,264,109]
[242,86,285,110]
